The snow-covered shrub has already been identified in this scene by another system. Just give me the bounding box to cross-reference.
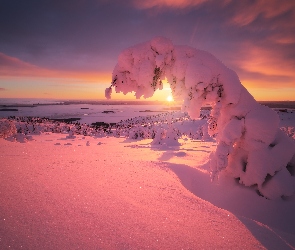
[151,126,181,147]
[106,37,295,199]
[0,119,17,138]
[281,126,295,139]
[66,129,76,139]
[14,133,34,143]
[128,126,147,139]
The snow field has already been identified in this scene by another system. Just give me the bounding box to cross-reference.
[1,108,295,248]
[1,134,265,249]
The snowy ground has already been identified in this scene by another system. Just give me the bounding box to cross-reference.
[1,109,295,249]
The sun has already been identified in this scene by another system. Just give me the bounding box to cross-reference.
[166,95,173,102]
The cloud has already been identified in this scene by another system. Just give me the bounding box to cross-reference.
[0,1,124,70]
[238,69,294,88]
[137,0,295,47]
[133,0,208,9]
[0,52,111,83]
[269,34,295,45]
[227,42,295,90]
[0,87,6,91]
[0,0,294,100]
[239,47,294,77]
[0,52,40,72]
[228,0,295,26]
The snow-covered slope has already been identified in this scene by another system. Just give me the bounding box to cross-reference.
[0,134,291,249]
[1,109,295,249]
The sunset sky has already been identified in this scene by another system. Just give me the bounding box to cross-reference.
[0,0,294,101]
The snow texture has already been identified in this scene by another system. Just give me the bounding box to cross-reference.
[106,37,295,199]
[1,107,295,248]
[0,134,269,249]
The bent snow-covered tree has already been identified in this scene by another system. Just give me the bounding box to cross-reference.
[105,37,295,199]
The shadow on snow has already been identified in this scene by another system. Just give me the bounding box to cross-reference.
[165,162,295,250]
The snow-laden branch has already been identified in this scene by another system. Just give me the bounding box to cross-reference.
[106,37,295,199]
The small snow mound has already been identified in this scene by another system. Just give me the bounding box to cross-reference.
[15,133,29,143]
[4,133,34,143]
[151,127,181,148]
[66,130,76,139]
[259,168,295,200]
[5,136,16,142]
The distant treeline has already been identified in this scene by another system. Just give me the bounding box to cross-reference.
[259,101,295,109]
[1,100,294,109]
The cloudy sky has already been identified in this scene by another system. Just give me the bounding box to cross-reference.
[0,0,294,101]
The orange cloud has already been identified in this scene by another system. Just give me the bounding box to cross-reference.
[244,84,295,101]
[229,44,295,89]
[269,34,295,45]
[229,0,295,26]
[0,52,41,75]
[133,0,207,9]
[241,48,294,78]
[0,52,111,84]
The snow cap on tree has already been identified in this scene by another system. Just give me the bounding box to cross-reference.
[106,37,295,199]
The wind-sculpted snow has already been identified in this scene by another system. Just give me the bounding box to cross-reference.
[106,37,295,199]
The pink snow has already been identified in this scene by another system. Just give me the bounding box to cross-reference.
[1,133,295,249]
[107,37,295,199]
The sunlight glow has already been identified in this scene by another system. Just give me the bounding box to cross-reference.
[166,95,173,102]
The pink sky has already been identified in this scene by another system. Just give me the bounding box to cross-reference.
[0,0,294,101]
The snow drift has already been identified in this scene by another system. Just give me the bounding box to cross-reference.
[106,37,295,199]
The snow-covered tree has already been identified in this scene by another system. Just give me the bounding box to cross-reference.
[106,37,295,199]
